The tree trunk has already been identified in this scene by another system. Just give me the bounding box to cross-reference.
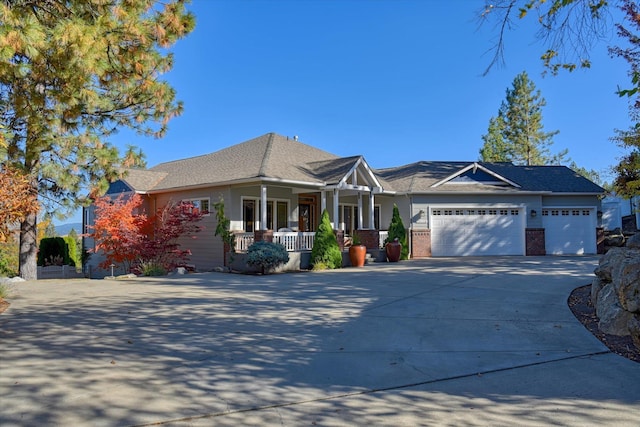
[19,212,38,281]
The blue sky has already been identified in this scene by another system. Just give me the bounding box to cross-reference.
[61,0,632,223]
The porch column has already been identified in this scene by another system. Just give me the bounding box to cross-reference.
[260,184,268,230]
[333,189,339,229]
[369,192,375,229]
[321,191,327,214]
[357,193,363,230]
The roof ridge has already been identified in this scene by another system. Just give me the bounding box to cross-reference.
[258,133,275,177]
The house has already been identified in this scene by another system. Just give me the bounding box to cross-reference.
[83,132,605,276]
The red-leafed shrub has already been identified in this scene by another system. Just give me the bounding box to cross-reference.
[88,195,203,274]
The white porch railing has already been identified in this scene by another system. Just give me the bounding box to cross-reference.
[273,232,315,251]
[234,231,316,252]
[235,231,386,252]
[378,231,388,248]
[234,232,254,252]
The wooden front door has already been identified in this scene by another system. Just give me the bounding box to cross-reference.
[298,195,317,232]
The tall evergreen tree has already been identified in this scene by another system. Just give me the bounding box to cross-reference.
[480,71,566,166]
[0,1,195,279]
[479,114,509,162]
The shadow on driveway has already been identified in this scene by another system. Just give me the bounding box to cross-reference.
[1,257,639,426]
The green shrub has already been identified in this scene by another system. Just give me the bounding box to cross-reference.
[37,237,70,266]
[139,261,167,276]
[385,204,409,260]
[0,240,18,277]
[63,235,79,267]
[246,241,289,274]
[310,210,342,270]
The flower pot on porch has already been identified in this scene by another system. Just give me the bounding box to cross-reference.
[349,245,367,267]
[386,238,402,262]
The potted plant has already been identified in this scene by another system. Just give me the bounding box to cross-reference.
[385,204,408,262]
[348,231,367,267]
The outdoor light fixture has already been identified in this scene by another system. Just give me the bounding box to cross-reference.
[530,209,537,217]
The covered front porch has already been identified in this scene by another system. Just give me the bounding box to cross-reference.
[230,156,392,254]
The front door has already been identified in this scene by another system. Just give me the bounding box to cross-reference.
[298,195,317,232]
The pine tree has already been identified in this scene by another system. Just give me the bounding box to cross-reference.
[0,1,195,279]
[479,114,510,162]
[480,71,565,166]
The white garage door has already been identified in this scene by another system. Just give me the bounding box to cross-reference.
[431,208,525,256]
[542,208,597,255]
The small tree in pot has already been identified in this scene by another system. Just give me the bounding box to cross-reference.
[385,204,408,261]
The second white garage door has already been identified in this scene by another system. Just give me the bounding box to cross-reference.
[431,208,525,256]
[542,208,597,254]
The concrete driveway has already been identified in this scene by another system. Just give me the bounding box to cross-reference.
[1,256,639,426]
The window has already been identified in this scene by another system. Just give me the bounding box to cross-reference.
[182,198,210,216]
[243,199,256,232]
[510,209,519,215]
[339,204,379,232]
[243,198,289,231]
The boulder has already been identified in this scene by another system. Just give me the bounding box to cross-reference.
[595,283,633,336]
[594,247,627,282]
[591,276,607,306]
[612,258,640,313]
[627,233,640,249]
[629,315,640,351]
[604,234,625,247]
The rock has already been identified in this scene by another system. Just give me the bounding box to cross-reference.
[591,277,607,306]
[593,248,622,282]
[116,274,137,280]
[613,260,640,313]
[214,266,230,273]
[627,233,640,249]
[596,284,633,336]
[604,234,625,247]
[176,267,186,275]
[629,315,640,351]
[1,276,25,284]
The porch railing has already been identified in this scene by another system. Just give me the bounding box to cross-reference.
[378,231,388,248]
[235,230,387,252]
[273,232,315,251]
[234,232,254,252]
[234,231,315,252]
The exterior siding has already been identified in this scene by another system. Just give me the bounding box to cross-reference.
[152,187,230,271]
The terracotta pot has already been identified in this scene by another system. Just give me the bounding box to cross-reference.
[386,239,402,262]
[349,245,367,267]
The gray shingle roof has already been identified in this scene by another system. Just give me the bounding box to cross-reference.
[146,133,340,190]
[376,161,605,194]
[116,133,604,195]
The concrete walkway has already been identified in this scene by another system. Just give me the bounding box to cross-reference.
[0,256,638,426]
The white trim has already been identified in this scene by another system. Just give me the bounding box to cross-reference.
[431,163,521,189]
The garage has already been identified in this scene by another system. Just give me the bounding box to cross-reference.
[542,208,597,254]
[430,208,525,256]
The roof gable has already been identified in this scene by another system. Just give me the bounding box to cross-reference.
[432,162,520,188]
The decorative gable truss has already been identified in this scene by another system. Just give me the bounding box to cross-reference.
[328,156,384,194]
[430,162,521,189]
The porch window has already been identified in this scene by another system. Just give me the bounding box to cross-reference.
[243,199,256,232]
[266,200,289,230]
[243,197,289,231]
[340,204,380,233]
